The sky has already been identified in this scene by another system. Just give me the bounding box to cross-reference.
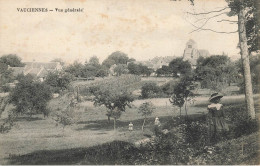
[0,0,240,64]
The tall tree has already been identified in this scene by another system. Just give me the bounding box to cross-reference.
[185,0,258,119]
[227,0,257,119]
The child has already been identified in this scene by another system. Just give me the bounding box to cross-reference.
[207,93,229,142]
[129,122,133,131]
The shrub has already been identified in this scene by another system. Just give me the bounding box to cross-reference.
[223,104,259,138]
[0,110,16,133]
[183,119,208,148]
[141,82,161,98]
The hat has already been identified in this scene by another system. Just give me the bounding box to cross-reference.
[209,93,223,102]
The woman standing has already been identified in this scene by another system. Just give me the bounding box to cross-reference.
[207,93,229,143]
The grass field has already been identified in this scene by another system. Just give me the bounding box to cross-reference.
[0,92,259,164]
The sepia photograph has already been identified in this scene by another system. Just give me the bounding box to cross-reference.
[0,0,259,165]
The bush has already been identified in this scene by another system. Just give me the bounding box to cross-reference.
[2,85,11,92]
[0,110,16,133]
[183,119,208,148]
[141,82,161,98]
[223,104,259,138]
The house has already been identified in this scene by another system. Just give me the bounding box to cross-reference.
[135,56,176,71]
[8,61,62,81]
[183,39,210,68]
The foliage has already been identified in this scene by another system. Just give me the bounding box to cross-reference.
[102,51,129,69]
[108,51,129,64]
[182,118,208,149]
[127,62,153,76]
[0,54,24,87]
[44,71,74,93]
[138,102,155,131]
[168,58,192,77]
[90,75,136,129]
[113,64,128,76]
[141,82,161,98]
[0,110,17,133]
[224,104,259,138]
[156,65,172,77]
[9,75,52,117]
[0,54,24,67]
[96,67,109,77]
[138,102,155,117]
[53,106,76,130]
[169,76,194,115]
[236,54,260,93]
[65,60,105,78]
[88,56,100,67]
[195,55,238,91]
[64,61,84,77]
[161,79,179,96]
[227,0,259,53]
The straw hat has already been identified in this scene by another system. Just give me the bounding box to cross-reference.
[209,93,223,102]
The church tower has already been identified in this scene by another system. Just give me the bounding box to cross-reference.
[183,39,199,68]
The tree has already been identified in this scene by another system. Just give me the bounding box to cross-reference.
[9,75,52,117]
[91,86,134,130]
[0,54,24,67]
[107,51,129,64]
[185,0,258,119]
[0,54,24,87]
[96,67,109,78]
[141,82,161,99]
[88,56,100,67]
[169,58,192,77]
[44,71,74,93]
[102,58,115,69]
[169,76,194,116]
[114,64,128,76]
[195,55,238,91]
[64,61,84,78]
[138,102,155,131]
[128,62,153,76]
[102,51,129,69]
[53,96,78,135]
[156,65,172,77]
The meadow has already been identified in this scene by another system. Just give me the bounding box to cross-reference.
[0,76,259,164]
[0,93,259,164]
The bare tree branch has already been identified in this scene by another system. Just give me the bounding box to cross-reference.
[190,12,229,33]
[217,19,238,23]
[194,12,226,23]
[186,19,238,34]
[187,7,229,15]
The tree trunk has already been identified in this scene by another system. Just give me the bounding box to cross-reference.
[179,107,182,116]
[113,118,116,130]
[107,115,111,123]
[238,6,256,119]
[142,118,146,131]
[185,100,188,116]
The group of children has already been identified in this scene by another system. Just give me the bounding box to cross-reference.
[128,117,161,131]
